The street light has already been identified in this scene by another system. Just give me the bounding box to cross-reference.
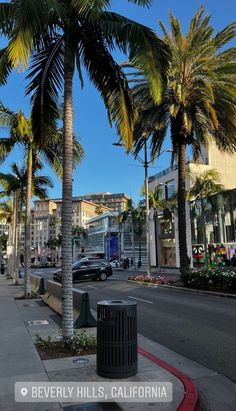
[112,141,172,278]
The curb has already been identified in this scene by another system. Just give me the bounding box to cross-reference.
[138,346,200,411]
[127,280,236,299]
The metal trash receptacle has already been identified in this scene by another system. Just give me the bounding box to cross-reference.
[97,300,137,378]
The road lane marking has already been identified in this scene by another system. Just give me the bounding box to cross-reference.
[87,285,98,290]
[128,296,153,304]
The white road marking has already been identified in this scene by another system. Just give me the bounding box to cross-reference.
[87,285,98,290]
[128,296,153,304]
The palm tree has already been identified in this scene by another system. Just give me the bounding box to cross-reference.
[0,105,83,295]
[0,0,169,341]
[0,200,13,276]
[0,162,54,283]
[187,169,224,266]
[126,7,236,274]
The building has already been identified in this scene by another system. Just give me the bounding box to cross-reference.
[19,198,111,259]
[148,142,236,269]
[85,212,147,265]
[76,192,130,213]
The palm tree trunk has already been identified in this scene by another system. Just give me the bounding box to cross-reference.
[177,142,188,274]
[13,192,19,284]
[9,192,17,283]
[24,143,33,297]
[201,197,208,267]
[131,214,136,269]
[61,32,75,342]
[144,141,151,278]
[16,191,23,283]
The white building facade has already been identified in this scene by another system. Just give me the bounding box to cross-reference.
[149,142,236,269]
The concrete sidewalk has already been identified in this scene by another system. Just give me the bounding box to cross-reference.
[0,276,235,410]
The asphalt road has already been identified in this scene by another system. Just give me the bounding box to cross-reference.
[77,280,236,382]
[30,267,236,382]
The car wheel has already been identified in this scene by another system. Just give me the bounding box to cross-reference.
[99,272,107,281]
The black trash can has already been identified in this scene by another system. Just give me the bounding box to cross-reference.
[97,300,137,378]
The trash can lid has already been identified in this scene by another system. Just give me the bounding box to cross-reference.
[97,300,136,307]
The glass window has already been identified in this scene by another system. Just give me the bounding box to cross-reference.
[79,262,88,268]
[159,238,176,266]
[88,261,99,268]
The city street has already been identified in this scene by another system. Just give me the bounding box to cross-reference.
[77,280,236,382]
[30,267,236,382]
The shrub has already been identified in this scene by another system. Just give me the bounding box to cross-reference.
[35,330,96,354]
[181,268,236,291]
[128,275,174,285]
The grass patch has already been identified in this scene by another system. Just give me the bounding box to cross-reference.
[35,331,97,360]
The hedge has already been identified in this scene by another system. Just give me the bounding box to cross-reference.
[181,268,236,292]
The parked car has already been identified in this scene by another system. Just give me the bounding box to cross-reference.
[53,259,112,283]
[110,259,120,268]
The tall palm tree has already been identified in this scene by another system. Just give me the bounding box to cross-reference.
[0,199,13,276]
[187,169,224,266]
[0,162,54,283]
[0,105,83,295]
[125,7,236,273]
[0,0,169,340]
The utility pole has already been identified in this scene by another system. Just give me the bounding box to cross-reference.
[112,141,171,279]
[144,139,151,278]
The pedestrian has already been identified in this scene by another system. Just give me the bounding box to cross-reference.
[20,254,24,267]
[126,257,130,268]
[0,261,4,275]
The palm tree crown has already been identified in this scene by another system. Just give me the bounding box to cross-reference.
[187,169,224,203]
[127,7,236,273]
[0,0,169,148]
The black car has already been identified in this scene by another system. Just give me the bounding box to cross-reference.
[53,259,112,283]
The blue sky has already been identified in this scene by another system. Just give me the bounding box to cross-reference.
[0,0,235,203]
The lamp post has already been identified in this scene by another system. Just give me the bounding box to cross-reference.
[113,141,171,278]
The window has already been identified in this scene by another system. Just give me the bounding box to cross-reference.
[79,262,88,269]
[88,261,99,268]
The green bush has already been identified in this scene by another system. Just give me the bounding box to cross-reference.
[181,268,236,291]
[35,330,96,353]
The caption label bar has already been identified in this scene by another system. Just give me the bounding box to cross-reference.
[15,381,173,403]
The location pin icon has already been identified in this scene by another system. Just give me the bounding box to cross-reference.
[20,388,28,397]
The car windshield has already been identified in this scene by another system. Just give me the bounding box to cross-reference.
[72,261,80,269]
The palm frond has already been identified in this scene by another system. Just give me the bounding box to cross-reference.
[0,138,15,164]
[26,37,64,144]
[7,0,61,69]
[0,2,14,36]
[72,0,111,18]
[0,47,13,85]
[79,28,136,149]
[100,11,170,104]
[214,22,236,49]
